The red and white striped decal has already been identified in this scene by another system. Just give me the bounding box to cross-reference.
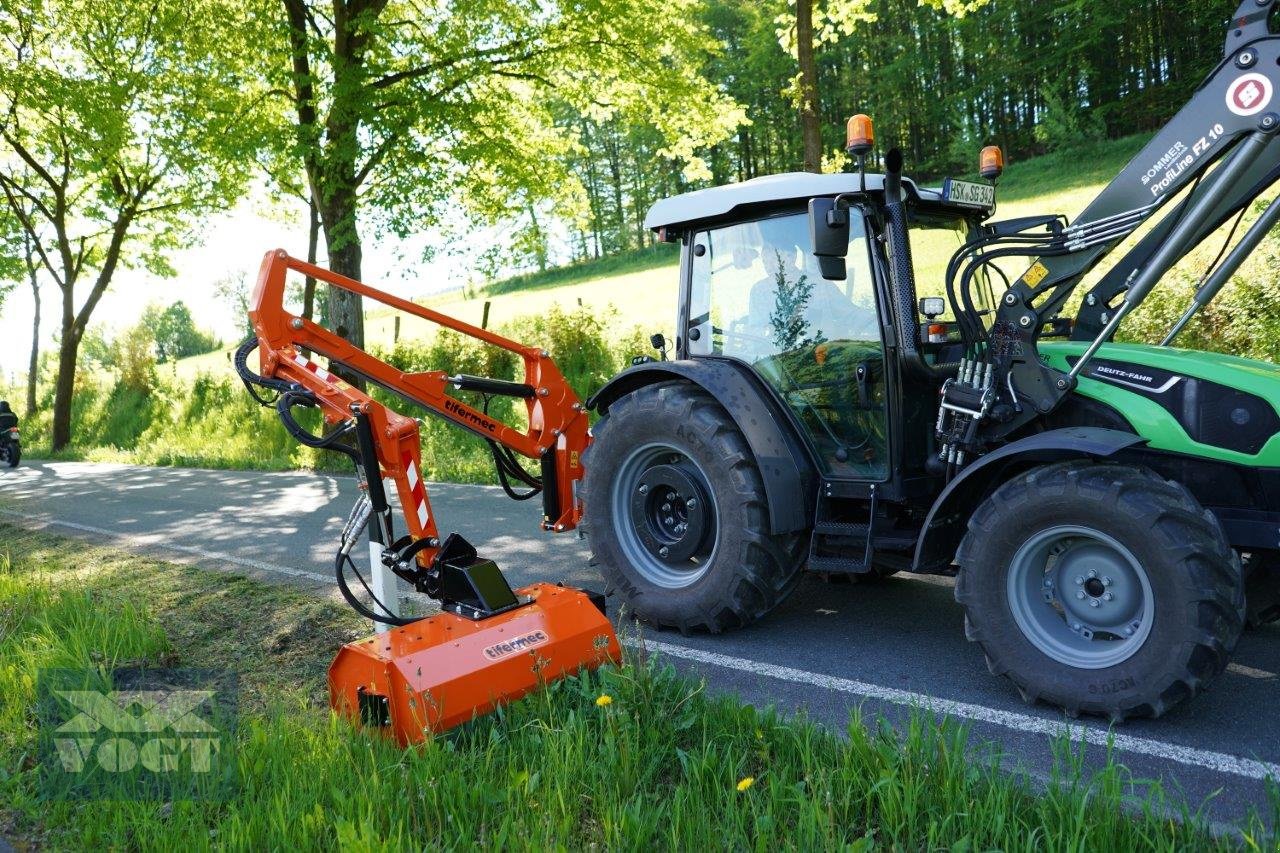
[401,451,430,529]
[291,353,336,383]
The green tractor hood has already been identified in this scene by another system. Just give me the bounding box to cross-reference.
[1040,341,1280,468]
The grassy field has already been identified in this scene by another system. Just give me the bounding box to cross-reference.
[1,524,1270,849]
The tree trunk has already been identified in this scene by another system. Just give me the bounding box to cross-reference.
[526,201,548,272]
[796,0,822,173]
[51,294,78,451]
[325,232,364,346]
[24,233,40,419]
[605,130,626,254]
[319,185,365,382]
[302,194,320,323]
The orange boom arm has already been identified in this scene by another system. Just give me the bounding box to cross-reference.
[247,249,590,557]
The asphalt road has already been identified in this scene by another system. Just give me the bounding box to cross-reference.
[3,460,1277,832]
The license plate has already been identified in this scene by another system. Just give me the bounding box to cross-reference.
[943,178,995,209]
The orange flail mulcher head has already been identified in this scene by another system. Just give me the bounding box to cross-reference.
[330,583,621,743]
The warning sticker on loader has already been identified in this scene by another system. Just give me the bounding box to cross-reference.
[483,630,549,661]
[1022,261,1049,288]
[1227,73,1273,117]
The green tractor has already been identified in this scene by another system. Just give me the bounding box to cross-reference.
[582,2,1280,720]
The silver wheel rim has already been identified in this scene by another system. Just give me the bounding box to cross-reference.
[1006,525,1154,669]
[610,442,718,589]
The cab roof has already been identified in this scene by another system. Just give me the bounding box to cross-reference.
[644,171,955,232]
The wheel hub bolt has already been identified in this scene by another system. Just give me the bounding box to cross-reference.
[1102,577,1112,587]
[1123,627,1134,637]
[1074,576,1084,585]
[1076,591,1086,599]
[1089,599,1100,608]
[687,498,697,509]
[662,502,671,512]
[1103,592,1113,602]
[1088,569,1097,579]
[664,516,674,525]
[638,484,649,495]
[659,546,670,558]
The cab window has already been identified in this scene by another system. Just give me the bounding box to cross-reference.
[687,210,888,479]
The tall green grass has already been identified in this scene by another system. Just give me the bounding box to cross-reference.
[19,371,331,472]
[0,527,1274,849]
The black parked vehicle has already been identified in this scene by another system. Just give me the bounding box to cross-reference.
[0,401,20,468]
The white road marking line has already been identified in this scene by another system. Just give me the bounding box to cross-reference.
[1227,662,1276,680]
[0,509,333,584]
[630,638,1280,783]
[4,497,1276,784]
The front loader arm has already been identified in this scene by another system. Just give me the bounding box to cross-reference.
[242,249,590,617]
[945,0,1280,457]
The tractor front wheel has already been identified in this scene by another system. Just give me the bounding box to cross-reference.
[584,383,805,633]
[956,461,1244,720]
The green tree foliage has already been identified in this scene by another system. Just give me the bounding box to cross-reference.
[271,0,744,353]
[113,322,157,395]
[560,0,1232,261]
[142,301,218,363]
[0,0,265,450]
[0,201,20,306]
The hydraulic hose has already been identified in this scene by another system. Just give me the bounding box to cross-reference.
[235,336,360,464]
[234,336,294,404]
[335,551,418,627]
[275,390,359,463]
[334,492,418,626]
[481,395,542,500]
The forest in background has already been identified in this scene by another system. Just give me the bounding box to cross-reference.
[559,1,1235,263]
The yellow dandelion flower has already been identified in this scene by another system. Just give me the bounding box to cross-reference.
[736,776,755,792]
[595,694,613,707]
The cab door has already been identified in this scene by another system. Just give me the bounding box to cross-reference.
[685,207,889,480]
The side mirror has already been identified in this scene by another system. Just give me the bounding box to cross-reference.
[808,197,849,281]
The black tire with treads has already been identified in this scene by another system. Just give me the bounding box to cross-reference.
[583,382,806,633]
[955,461,1244,721]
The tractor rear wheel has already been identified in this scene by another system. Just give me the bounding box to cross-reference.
[584,382,806,633]
[956,461,1244,720]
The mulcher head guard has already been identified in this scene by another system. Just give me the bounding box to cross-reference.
[330,583,620,743]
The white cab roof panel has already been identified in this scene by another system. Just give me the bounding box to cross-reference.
[644,172,946,231]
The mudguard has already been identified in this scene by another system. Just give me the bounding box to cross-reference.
[587,358,816,534]
[912,427,1148,571]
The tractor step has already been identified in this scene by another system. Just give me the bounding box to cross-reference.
[808,484,880,575]
[806,555,873,574]
[813,520,869,537]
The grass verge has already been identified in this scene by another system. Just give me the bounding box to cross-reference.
[1,524,1274,849]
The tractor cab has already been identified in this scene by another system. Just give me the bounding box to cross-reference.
[645,169,991,492]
